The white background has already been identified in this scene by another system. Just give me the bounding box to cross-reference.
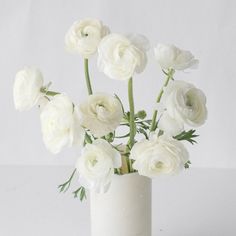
[1,0,236,168]
[1,1,236,235]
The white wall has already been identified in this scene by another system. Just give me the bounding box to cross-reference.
[1,0,235,168]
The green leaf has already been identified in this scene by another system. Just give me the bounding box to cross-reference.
[137,128,149,139]
[135,110,147,120]
[124,111,130,121]
[136,121,150,130]
[158,130,164,137]
[184,160,191,169]
[84,132,93,144]
[105,132,115,142]
[58,169,76,193]
[73,186,87,201]
[174,129,199,145]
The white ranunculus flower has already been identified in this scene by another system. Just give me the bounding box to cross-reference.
[76,139,122,193]
[65,18,110,58]
[130,134,189,177]
[38,96,49,111]
[79,93,123,137]
[158,112,184,136]
[13,67,44,111]
[154,44,199,70]
[161,80,207,127]
[40,94,84,154]
[98,33,149,80]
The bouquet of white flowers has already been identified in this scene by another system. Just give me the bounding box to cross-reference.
[13,18,207,201]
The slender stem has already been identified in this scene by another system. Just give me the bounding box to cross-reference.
[150,111,158,132]
[68,169,76,182]
[84,58,93,95]
[127,78,136,172]
[121,154,129,174]
[128,78,135,148]
[58,169,76,192]
[150,69,174,131]
[40,87,60,96]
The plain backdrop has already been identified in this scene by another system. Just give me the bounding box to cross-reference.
[1,1,236,236]
[1,0,236,168]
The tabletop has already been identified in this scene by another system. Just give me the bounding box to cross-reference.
[0,166,235,236]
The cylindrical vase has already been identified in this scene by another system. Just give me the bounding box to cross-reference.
[90,173,152,236]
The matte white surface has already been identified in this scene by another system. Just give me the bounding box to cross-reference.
[1,0,236,168]
[90,173,151,236]
[0,166,235,236]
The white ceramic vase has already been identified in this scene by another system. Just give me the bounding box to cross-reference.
[90,173,152,236]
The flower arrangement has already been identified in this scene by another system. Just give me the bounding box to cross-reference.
[13,18,207,200]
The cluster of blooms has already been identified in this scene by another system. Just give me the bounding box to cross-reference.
[13,18,207,195]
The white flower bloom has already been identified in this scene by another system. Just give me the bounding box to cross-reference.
[65,18,110,58]
[154,44,199,70]
[79,93,123,137]
[40,94,84,154]
[130,134,189,177]
[158,112,184,136]
[76,139,122,193]
[38,96,49,111]
[161,80,207,127]
[98,33,149,80]
[13,67,44,111]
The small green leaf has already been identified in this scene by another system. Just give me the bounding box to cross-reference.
[184,160,191,169]
[105,132,115,142]
[84,132,93,144]
[174,129,199,144]
[136,121,150,130]
[58,169,76,193]
[137,128,149,139]
[124,112,130,121]
[73,186,87,201]
[135,110,147,120]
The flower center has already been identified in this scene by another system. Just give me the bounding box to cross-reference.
[155,161,163,169]
[81,31,89,37]
[95,103,106,114]
[90,158,98,167]
[185,95,193,108]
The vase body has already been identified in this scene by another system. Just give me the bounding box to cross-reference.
[90,173,152,236]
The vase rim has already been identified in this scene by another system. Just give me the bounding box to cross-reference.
[114,172,150,180]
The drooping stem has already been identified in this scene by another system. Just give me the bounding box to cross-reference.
[128,77,135,149]
[58,59,93,193]
[150,69,175,131]
[84,58,93,95]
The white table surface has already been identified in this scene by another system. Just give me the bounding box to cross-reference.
[0,166,235,236]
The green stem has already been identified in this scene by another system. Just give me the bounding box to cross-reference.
[68,169,76,182]
[84,58,93,95]
[128,78,135,148]
[40,87,60,96]
[150,69,174,131]
[127,78,136,172]
[58,169,76,193]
